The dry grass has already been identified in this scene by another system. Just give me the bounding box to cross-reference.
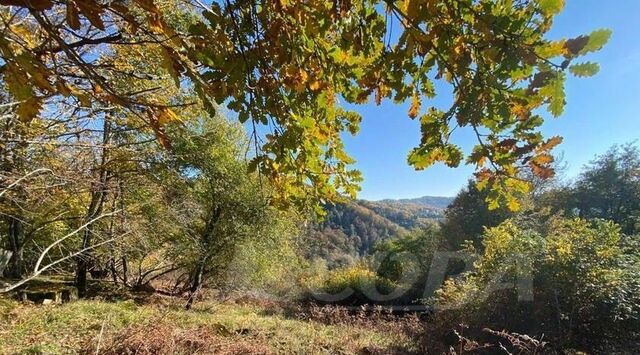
[99,324,270,355]
[0,295,421,354]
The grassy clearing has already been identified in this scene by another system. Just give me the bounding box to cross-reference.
[0,295,420,354]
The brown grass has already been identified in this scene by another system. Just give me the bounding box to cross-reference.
[95,323,270,355]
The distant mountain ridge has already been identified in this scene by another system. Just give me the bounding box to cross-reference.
[377,195,454,210]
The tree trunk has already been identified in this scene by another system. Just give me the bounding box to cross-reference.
[109,258,118,285]
[75,226,92,297]
[75,116,111,297]
[121,256,128,286]
[185,257,208,310]
[4,217,24,279]
[184,206,221,310]
[1,100,29,280]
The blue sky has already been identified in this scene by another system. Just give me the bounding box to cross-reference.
[345,0,640,200]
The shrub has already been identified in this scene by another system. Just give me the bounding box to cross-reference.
[432,218,640,350]
[304,264,400,305]
[373,226,441,283]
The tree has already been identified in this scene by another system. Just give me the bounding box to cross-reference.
[441,154,569,251]
[373,225,441,299]
[440,179,512,250]
[0,167,125,292]
[0,91,104,280]
[571,143,640,234]
[162,113,286,309]
[0,32,182,290]
[0,0,610,209]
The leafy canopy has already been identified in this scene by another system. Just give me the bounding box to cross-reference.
[0,0,610,209]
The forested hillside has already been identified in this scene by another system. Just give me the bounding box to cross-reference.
[305,196,451,268]
[362,197,452,228]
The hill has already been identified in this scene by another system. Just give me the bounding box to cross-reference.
[305,196,452,268]
[360,198,451,229]
[378,195,454,209]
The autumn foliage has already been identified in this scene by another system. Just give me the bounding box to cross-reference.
[0,0,609,208]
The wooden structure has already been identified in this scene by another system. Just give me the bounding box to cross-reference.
[15,279,78,305]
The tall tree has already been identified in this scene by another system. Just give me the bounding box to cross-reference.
[440,179,512,250]
[0,91,96,279]
[163,113,280,309]
[572,143,640,234]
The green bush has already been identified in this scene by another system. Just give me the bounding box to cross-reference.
[305,264,400,305]
[433,217,640,349]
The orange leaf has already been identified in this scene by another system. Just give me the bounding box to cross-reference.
[147,110,172,149]
[408,93,420,119]
[538,136,563,152]
[66,1,81,30]
[76,1,105,30]
[157,107,181,126]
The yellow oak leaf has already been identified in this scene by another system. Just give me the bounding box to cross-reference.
[408,93,420,119]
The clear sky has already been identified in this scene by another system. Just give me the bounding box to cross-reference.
[344,0,640,200]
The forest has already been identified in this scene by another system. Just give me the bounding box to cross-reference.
[0,0,637,354]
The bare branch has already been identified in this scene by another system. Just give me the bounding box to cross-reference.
[0,168,53,198]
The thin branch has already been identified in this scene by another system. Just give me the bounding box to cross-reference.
[34,210,122,272]
[1,232,129,293]
[0,168,53,198]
